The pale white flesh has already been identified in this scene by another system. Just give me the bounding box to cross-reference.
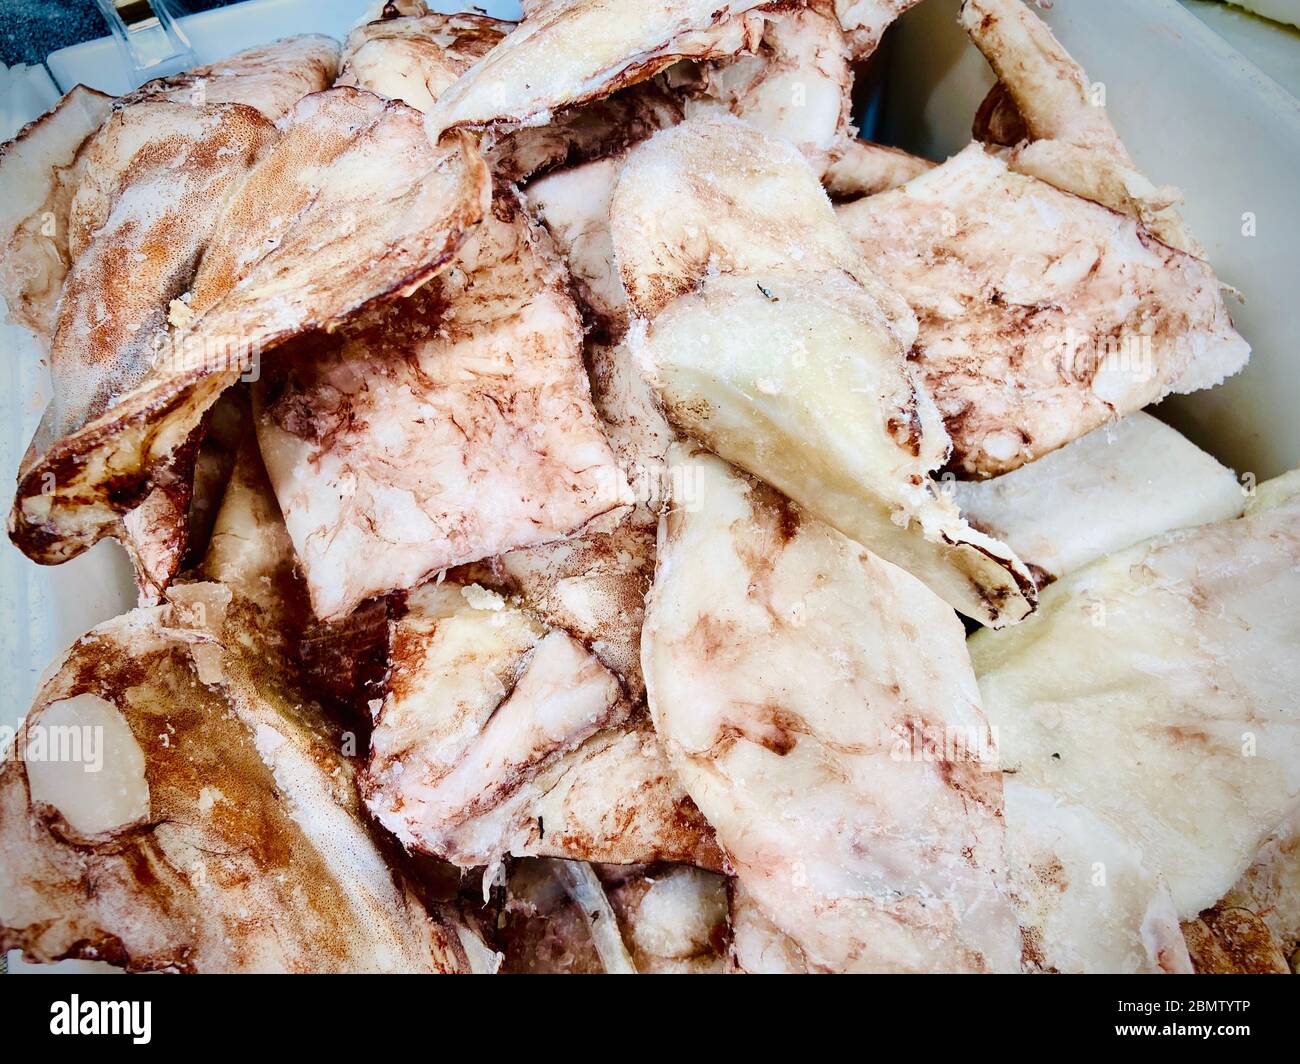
[833,0,923,57]
[971,478,1300,969]
[610,113,915,336]
[0,582,472,972]
[1003,781,1192,974]
[612,116,1032,626]
[635,269,1035,626]
[427,0,771,135]
[364,581,720,870]
[254,192,626,620]
[24,693,149,839]
[1218,808,1300,959]
[838,144,1249,477]
[0,85,112,346]
[527,155,628,330]
[526,158,675,488]
[643,447,1022,972]
[822,138,933,200]
[681,3,852,175]
[121,34,339,120]
[12,87,489,572]
[961,0,1197,253]
[953,412,1245,582]
[338,12,504,114]
[607,865,729,973]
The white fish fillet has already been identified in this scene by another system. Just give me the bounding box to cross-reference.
[338,11,505,114]
[952,413,1245,583]
[427,0,771,136]
[0,476,476,973]
[341,6,683,183]
[611,113,914,332]
[122,34,340,121]
[643,446,1022,972]
[363,581,722,869]
[11,88,488,569]
[254,191,627,621]
[680,2,852,174]
[0,85,112,345]
[1003,782,1192,974]
[971,477,1300,970]
[838,144,1249,476]
[614,117,1034,626]
[961,0,1198,253]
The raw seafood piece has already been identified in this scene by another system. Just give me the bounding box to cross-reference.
[1214,809,1300,962]
[121,35,340,120]
[254,191,627,621]
[492,860,728,973]
[971,478,1300,968]
[611,114,913,332]
[338,9,507,113]
[952,413,1245,585]
[4,37,338,590]
[339,5,682,183]
[614,118,1033,626]
[680,2,852,174]
[636,268,1035,626]
[0,85,112,345]
[963,0,1127,157]
[426,0,771,137]
[833,0,924,57]
[526,159,674,486]
[1181,907,1290,974]
[364,580,722,870]
[643,447,1021,972]
[838,144,1249,476]
[12,98,277,597]
[1003,782,1192,974]
[0,493,477,974]
[526,155,628,331]
[602,864,729,973]
[11,87,489,569]
[961,0,1197,253]
[47,100,276,440]
[822,137,933,200]
[728,883,811,973]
